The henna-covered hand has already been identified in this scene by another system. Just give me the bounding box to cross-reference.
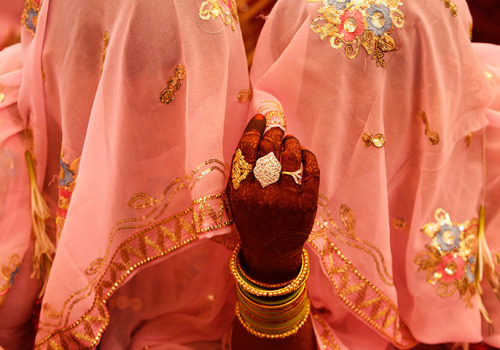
[227,114,320,284]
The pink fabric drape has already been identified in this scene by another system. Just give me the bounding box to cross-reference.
[249,0,500,347]
[1,0,500,349]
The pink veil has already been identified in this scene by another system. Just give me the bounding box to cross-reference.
[249,0,500,347]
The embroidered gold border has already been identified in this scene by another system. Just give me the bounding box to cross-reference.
[312,314,342,350]
[316,196,394,286]
[308,231,417,348]
[35,161,232,348]
[39,159,226,330]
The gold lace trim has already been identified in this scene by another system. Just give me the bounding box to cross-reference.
[316,196,394,286]
[308,231,417,348]
[35,160,232,348]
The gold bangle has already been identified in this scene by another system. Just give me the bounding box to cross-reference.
[236,257,292,289]
[235,299,311,339]
[229,244,310,297]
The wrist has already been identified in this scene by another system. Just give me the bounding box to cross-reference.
[239,246,302,284]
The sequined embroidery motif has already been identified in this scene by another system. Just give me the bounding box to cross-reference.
[419,111,440,145]
[439,0,457,17]
[309,0,405,67]
[160,65,186,105]
[414,208,478,306]
[21,0,41,36]
[362,132,385,148]
[199,0,239,31]
[56,154,80,241]
[237,88,252,103]
[0,254,21,307]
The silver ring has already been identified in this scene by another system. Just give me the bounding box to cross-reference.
[253,152,282,188]
[282,164,303,185]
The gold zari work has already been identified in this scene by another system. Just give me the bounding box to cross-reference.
[439,0,458,17]
[237,88,252,103]
[313,314,342,350]
[0,254,21,307]
[160,64,186,105]
[35,160,232,349]
[100,31,110,76]
[309,222,417,348]
[309,0,405,67]
[199,0,239,31]
[414,209,478,306]
[362,132,385,148]
[419,111,440,145]
[315,197,394,286]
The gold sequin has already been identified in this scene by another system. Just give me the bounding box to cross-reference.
[100,31,110,76]
[392,217,409,233]
[40,60,46,82]
[199,0,239,31]
[439,0,458,17]
[362,132,385,148]
[159,64,186,105]
[0,93,4,103]
[309,0,405,67]
[465,132,474,148]
[485,71,493,81]
[469,22,473,40]
[237,88,252,103]
[419,111,440,145]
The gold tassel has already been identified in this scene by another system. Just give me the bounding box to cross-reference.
[25,150,56,298]
[474,205,497,324]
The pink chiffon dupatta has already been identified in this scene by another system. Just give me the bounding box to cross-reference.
[1,0,252,348]
[250,0,500,348]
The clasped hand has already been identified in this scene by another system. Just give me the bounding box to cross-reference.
[227,114,320,284]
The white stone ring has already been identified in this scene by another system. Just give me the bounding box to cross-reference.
[253,152,282,188]
[281,163,303,186]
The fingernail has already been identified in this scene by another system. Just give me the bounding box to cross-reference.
[254,114,265,120]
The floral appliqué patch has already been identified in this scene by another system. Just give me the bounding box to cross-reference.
[21,0,41,36]
[309,0,405,67]
[56,155,80,240]
[199,0,239,31]
[414,209,478,307]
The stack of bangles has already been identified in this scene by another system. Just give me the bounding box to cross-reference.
[229,244,311,339]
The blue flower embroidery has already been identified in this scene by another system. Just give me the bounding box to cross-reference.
[436,223,461,251]
[60,159,75,186]
[327,0,352,10]
[25,8,38,33]
[9,266,20,285]
[367,4,392,36]
[466,257,476,282]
